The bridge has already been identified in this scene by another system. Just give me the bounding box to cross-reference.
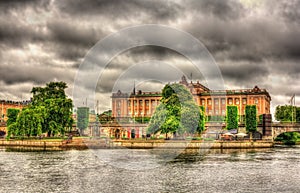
[271,123,300,139]
[205,120,300,140]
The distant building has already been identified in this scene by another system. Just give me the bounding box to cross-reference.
[108,76,271,139]
[0,100,30,133]
[0,100,30,122]
[112,75,271,119]
[73,107,100,136]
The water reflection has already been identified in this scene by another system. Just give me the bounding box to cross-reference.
[0,146,299,192]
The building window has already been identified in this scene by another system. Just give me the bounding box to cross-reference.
[117,110,121,116]
[145,100,149,106]
[254,98,258,104]
[134,100,137,106]
[215,110,219,114]
[235,99,239,105]
[208,110,212,115]
[221,99,225,105]
[208,99,212,105]
[152,101,156,107]
[221,109,225,115]
[228,98,232,105]
[242,98,247,105]
[201,99,205,106]
[214,99,219,105]
[128,100,131,107]
[117,101,121,108]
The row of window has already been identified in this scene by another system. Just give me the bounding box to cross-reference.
[116,100,160,108]
[117,110,151,116]
[202,98,259,106]
[118,98,260,108]
[207,109,226,115]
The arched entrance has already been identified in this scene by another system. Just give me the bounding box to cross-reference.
[115,129,121,139]
[131,129,135,139]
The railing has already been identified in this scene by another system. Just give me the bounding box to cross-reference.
[0,140,62,148]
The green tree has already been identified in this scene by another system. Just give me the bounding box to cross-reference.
[226,106,238,130]
[275,105,299,123]
[30,81,73,136]
[6,109,19,139]
[12,107,45,138]
[245,105,257,132]
[7,108,20,127]
[77,107,89,135]
[7,122,17,139]
[147,104,167,134]
[7,81,73,139]
[147,83,205,138]
[275,132,299,145]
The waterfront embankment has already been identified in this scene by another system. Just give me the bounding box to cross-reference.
[0,138,275,150]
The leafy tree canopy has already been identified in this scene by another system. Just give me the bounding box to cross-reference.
[7,108,20,127]
[226,106,238,130]
[147,83,205,137]
[7,81,73,139]
[245,105,257,132]
[77,107,89,134]
[275,105,300,122]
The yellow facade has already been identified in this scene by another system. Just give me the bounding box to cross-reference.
[0,100,30,122]
[112,76,271,118]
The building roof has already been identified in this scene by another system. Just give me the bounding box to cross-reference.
[111,75,271,100]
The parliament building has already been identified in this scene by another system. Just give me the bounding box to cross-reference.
[107,76,271,139]
[112,76,271,119]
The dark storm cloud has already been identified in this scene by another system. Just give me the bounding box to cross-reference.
[220,62,269,86]
[186,0,246,20]
[0,19,44,48]
[273,0,300,24]
[55,0,182,21]
[0,0,300,111]
[0,0,50,12]
[0,64,74,85]
[47,21,100,47]
[180,0,300,64]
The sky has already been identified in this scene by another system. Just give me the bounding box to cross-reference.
[0,0,300,115]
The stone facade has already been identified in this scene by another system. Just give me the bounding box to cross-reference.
[0,100,30,122]
[111,76,271,119]
[0,100,30,133]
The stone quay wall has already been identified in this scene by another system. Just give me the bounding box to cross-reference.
[0,139,274,150]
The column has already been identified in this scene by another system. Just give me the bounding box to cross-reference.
[260,96,262,115]
[130,99,134,117]
[149,99,152,115]
[112,100,116,117]
[218,98,221,116]
[205,98,208,115]
[211,97,214,116]
[262,97,266,114]
[143,99,146,117]
[239,96,242,116]
[124,99,127,117]
[137,99,140,117]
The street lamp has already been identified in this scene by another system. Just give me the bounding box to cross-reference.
[289,94,296,124]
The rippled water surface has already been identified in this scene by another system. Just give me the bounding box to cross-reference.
[0,146,300,193]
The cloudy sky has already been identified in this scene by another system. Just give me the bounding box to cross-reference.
[0,0,300,115]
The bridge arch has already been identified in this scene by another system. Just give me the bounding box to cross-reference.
[272,123,300,139]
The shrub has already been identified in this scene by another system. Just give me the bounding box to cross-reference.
[245,105,257,132]
[226,106,238,130]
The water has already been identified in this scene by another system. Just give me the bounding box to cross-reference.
[0,146,300,193]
